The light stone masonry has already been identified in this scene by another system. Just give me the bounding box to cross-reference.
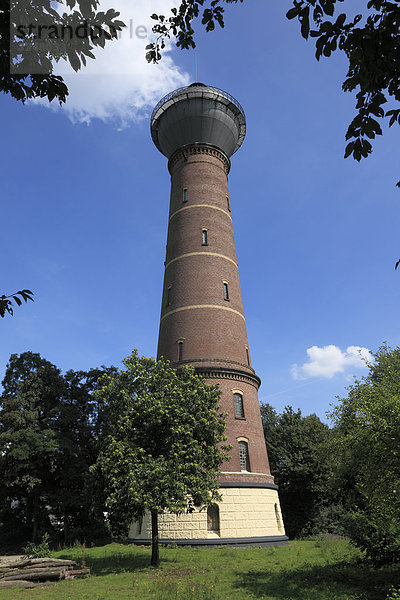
[129,487,285,541]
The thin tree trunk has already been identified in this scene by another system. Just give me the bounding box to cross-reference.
[150,509,159,567]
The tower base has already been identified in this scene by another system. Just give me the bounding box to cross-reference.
[128,485,287,546]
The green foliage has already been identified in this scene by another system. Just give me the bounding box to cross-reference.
[0,351,115,547]
[261,404,335,538]
[0,289,33,317]
[146,0,243,63]
[23,532,51,558]
[2,0,124,103]
[150,1,400,184]
[386,588,400,600]
[93,350,230,566]
[329,344,400,565]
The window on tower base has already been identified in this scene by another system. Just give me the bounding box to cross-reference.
[238,440,250,472]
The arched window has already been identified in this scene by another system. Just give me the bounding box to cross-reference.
[223,282,229,301]
[275,503,283,533]
[227,197,231,212]
[137,517,143,536]
[202,229,208,245]
[238,441,250,472]
[207,505,220,533]
[183,188,188,203]
[178,341,183,361]
[234,392,244,418]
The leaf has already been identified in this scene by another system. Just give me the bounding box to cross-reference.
[287,6,301,20]
[300,6,310,39]
[344,141,355,159]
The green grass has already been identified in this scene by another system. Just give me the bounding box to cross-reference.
[1,538,399,600]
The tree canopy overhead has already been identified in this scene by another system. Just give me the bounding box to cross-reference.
[0,290,33,318]
[147,1,400,174]
[2,0,124,104]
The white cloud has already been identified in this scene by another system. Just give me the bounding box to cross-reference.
[35,0,190,126]
[291,345,373,380]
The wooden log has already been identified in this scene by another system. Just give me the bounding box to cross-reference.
[0,557,76,570]
[0,560,31,571]
[0,580,57,589]
[24,560,76,569]
[0,567,67,581]
[66,568,90,577]
[0,563,75,579]
[26,558,77,566]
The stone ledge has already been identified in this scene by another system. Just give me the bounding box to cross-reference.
[128,535,289,547]
[219,481,279,490]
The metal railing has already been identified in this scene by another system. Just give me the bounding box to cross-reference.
[151,85,245,123]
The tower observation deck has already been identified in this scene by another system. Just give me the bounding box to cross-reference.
[130,83,287,546]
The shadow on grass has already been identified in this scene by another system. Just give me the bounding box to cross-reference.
[235,560,400,600]
[57,549,173,576]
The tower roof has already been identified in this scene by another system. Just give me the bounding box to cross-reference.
[151,83,246,159]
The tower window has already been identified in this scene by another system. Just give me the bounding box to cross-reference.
[166,286,172,307]
[202,229,208,245]
[223,282,229,301]
[234,393,244,419]
[183,188,188,203]
[137,517,143,536]
[246,347,250,366]
[275,503,283,533]
[207,505,220,533]
[178,341,183,362]
[238,441,250,472]
[227,197,231,212]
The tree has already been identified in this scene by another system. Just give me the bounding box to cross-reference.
[0,351,115,548]
[0,290,33,317]
[261,404,334,538]
[0,352,65,543]
[49,366,117,545]
[329,344,400,565]
[93,350,230,567]
[2,0,124,104]
[147,1,400,175]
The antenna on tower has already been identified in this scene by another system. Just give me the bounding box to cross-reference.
[194,52,198,82]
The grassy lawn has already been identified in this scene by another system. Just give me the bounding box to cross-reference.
[1,538,399,600]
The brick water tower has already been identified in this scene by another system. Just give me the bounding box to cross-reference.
[129,83,287,546]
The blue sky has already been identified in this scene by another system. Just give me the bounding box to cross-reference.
[2,0,399,423]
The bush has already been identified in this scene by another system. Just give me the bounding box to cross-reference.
[23,532,51,558]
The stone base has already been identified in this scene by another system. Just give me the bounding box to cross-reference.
[128,535,288,547]
[128,486,286,543]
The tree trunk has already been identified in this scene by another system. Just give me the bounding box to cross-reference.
[150,509,159,567]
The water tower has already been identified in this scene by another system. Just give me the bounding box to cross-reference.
[130,83,287,546]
